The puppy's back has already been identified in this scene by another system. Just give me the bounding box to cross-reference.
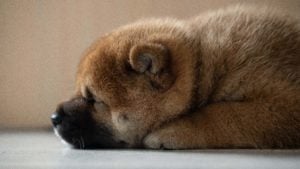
[187,6,300,104]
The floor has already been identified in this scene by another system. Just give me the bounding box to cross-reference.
[0,130,299,169]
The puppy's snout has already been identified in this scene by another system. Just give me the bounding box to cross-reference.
[51,112,63,127]
[51,98,90,128]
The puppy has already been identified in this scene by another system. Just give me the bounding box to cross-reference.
[51,6,300,149]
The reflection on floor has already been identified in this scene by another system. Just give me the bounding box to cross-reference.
[0,130,299,169]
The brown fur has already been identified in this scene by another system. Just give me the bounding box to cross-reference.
[55,6,300,149]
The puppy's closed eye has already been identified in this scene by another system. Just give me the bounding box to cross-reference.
[83,96,95,104]
[83,88,107,106]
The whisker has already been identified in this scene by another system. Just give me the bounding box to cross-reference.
[79,138,82,149]
[80,136,85,149]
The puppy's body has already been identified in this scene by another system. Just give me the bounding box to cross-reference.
[52,6,300,149]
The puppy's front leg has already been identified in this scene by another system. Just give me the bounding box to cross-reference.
[143,102,299,149]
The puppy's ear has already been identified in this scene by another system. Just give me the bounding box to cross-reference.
[129,43,169,74]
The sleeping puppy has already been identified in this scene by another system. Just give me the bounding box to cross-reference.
[51,6,300,149]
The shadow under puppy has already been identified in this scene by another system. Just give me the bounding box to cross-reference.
[51,5,300,149]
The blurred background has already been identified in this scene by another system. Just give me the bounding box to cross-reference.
[1,0,300,129]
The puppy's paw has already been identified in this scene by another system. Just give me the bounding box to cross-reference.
[143,128,178,150]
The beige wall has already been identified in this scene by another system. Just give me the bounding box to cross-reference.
[1,0,300,128]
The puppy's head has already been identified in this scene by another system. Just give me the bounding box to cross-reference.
[52,19,197,149]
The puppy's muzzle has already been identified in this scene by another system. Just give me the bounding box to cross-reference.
[51,97,128,149]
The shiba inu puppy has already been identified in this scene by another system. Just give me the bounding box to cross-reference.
[52,6,300,149]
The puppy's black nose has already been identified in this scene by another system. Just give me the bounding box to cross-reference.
[51,112,63,127]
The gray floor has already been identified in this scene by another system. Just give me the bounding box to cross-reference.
[0,130,299,169]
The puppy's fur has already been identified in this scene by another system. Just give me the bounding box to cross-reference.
[53,6,300,149]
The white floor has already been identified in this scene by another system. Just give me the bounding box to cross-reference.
[0,130,299,169]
